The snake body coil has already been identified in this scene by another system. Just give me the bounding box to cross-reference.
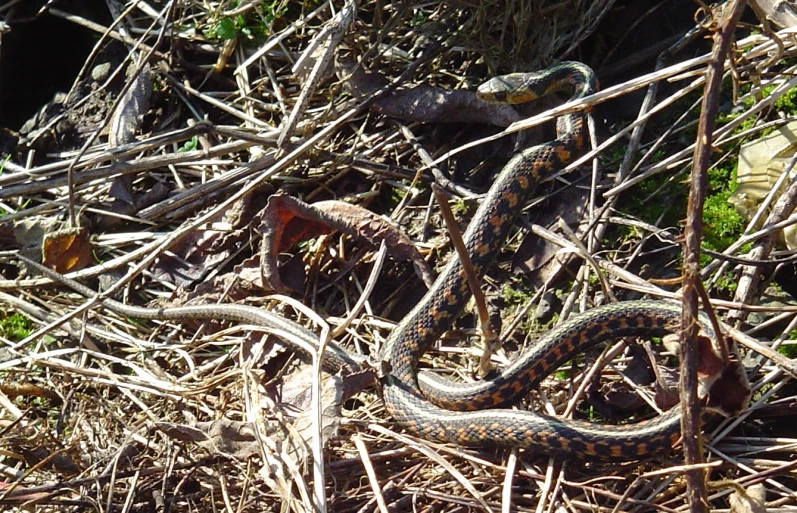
[380,62,709,460]
[23,62,717,461]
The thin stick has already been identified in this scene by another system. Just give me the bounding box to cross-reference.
[431,184,497,372]
[680,2,747,511]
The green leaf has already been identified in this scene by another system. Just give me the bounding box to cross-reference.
[216,18,238,40]
[178,135,199,153]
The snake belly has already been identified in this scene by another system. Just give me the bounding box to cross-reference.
[380,62,699,460]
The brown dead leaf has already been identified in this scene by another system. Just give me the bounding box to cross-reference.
[661,330,724,378]
[17,446,82,476]
[279,366,346,446]
[336,54,520,127]
[663,328,751,416]
[512,185,589,288]
[152,186,270,287]
[729,483,766,513]
[42,226,93,273]
[259,192,434,291]
[158,417,264,460]
[706,351,752,417]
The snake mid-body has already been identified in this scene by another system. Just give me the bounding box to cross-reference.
[379,62,711,460]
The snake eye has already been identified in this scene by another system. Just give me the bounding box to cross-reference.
[494,91,507,102]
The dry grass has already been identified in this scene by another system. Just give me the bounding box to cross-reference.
[2,1,797,512]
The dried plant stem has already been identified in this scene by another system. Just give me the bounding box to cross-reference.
[432,184,497,370]
[681,2,747,511]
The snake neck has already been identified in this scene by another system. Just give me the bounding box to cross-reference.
[382,65,597,390]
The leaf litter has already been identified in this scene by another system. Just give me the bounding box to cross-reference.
[0,1,796,512]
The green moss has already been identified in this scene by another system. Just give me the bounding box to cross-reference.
[774,83,797,112]
[500,278,555,336]
[450,198,468,216]
[410,9,426,27]
[700,150,744,295]
[500,278,531,308]
[389,185,408,205]
[0,313,33,342]
[778,327,797,358]
[208,17,238,40]
[178,135,199,152]
[712,269,738,294]
[703,190,744,251]
[701,90,747,254]
[778,342,797,359]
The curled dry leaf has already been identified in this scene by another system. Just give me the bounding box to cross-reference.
[108,62,153,205]
[156,364,359,462]
[13,216,94,273]
[41,226,93,273]
[259,191,434,291]
[729,483,767,513]
[281,366,347,447]
[706,349,752,417]
[662,326,751,417]
[158,418,263,460]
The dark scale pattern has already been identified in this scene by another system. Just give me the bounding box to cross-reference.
[379,63,720,460]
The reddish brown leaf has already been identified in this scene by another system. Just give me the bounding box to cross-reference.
[259,192,433,291]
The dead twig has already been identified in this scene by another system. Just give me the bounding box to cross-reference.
[680,2,747,511]
[431,184,497,374]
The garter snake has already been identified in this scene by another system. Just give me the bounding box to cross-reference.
[18,255,364,375]
[380,62,716,460]
[22,257,713,459]
[18,63,720,461]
